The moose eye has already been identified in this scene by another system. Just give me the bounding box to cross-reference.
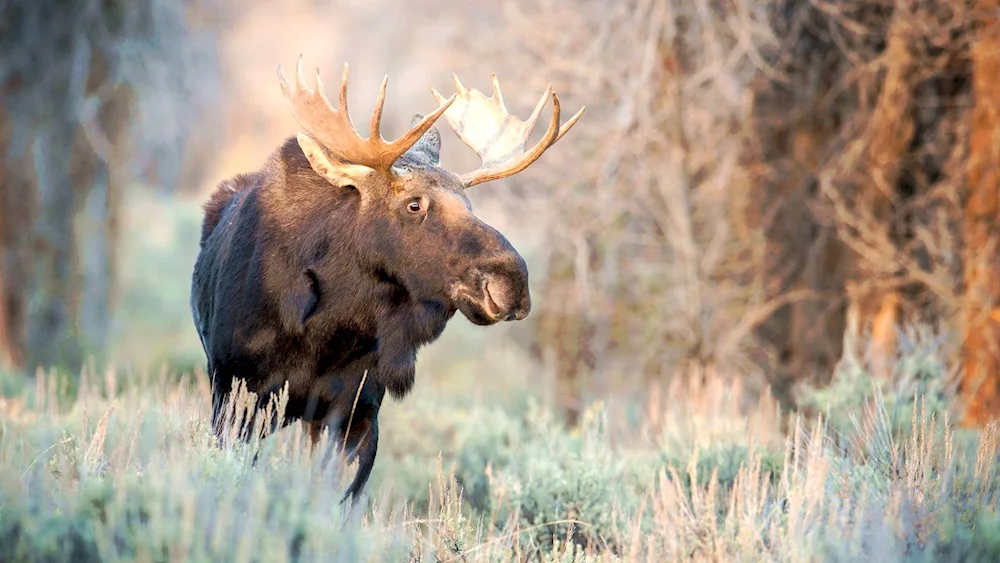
[407,200,422,213]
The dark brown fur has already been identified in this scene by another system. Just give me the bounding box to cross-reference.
[191,125,530,503]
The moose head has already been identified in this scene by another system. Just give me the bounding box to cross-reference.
[276,58,585,329]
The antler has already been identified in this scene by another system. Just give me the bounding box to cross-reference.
[277,56,456,176]
[431,74,585,188]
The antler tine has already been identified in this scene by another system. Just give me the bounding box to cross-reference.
[277,57,458,176]
[430,86,449,107]
[338,63,350,116]
[433,74,586,188]
[524,82,554,139]
[296,55,308,92]
[370,75,389,143]
[491,74,506,111]
[276,58,296,101]
[554,104,586,144]
[390,93,457,157]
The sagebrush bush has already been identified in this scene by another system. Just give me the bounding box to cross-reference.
[372,399,526,514]
[3,332,1000,562]
[485,403,641,555]
[797,325,959,437]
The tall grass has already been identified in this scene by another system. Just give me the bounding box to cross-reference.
[2,337,1000,562]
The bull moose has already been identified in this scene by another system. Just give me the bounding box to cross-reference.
[190,57,583,503]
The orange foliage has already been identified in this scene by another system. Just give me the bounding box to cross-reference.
[851,5,914,380]
[961,0,1000,426]
[870,292,900,381]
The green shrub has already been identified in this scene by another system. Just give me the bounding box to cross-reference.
[485,403,641,555]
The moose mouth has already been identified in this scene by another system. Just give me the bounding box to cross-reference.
[454,277,506,326]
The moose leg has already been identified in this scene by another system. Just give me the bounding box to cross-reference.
[341,416,379,505]
[308,421,327,447]
[210,391,228,441]
[307,411,379,504]
[307,413,341,467]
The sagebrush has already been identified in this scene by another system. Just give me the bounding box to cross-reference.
[2,333,1000,561]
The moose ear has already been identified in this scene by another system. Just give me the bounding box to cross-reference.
[296,133,373,186]
[402,113,441,166]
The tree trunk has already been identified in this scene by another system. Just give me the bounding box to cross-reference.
[750,113,851,409]
[0,107,36,372]
[846,0,915,380]
[534,249,596,428]
[26,119,86,371]
[961,0,1000,426]
[76,85,132,361]
[0,120,9,371]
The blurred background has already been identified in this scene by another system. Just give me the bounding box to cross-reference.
[1,0,998,428]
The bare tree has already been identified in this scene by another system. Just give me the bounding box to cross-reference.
[486,0,783,422]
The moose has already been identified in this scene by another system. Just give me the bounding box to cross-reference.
[190,57,583,503]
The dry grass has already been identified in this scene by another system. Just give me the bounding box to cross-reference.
[2,334,1000,562]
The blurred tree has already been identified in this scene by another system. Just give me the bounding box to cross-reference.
[751,0,971,410]
[494,0,989,426]
[0,0,222,373]
[494,0,777,422]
